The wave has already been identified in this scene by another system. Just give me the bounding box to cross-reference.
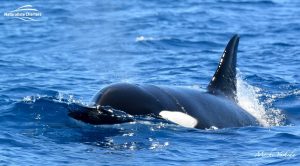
[217,0,276,5]
[135,36,154,42]
[236,72,286,127]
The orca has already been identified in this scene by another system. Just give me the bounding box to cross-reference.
[68,35,259,129]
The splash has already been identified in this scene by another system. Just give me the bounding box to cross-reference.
[22,92,85,105]
[236,73,286,127]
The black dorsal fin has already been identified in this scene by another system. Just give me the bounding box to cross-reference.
[207,34,239,100]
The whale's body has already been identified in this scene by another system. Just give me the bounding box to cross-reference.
[68,35,259,129]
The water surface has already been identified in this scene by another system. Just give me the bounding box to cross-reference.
[0,0,299,165]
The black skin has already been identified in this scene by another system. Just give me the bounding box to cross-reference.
[88,83,257,129]
[68,35,259,129]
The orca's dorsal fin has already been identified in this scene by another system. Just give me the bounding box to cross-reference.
[207,34,239,101]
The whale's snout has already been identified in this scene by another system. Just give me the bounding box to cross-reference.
[68,105,133,125]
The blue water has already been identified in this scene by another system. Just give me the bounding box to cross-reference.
[0,0,300,165]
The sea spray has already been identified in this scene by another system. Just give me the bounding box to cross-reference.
[236,72,286,127]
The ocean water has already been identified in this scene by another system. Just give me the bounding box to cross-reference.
[0,0,299,165]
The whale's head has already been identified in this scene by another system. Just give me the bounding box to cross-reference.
[68,105,133,125]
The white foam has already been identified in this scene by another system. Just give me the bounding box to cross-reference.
[236,72,286,127]
[135,36,154,42]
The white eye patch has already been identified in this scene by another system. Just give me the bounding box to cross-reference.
[159,110,198,128]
